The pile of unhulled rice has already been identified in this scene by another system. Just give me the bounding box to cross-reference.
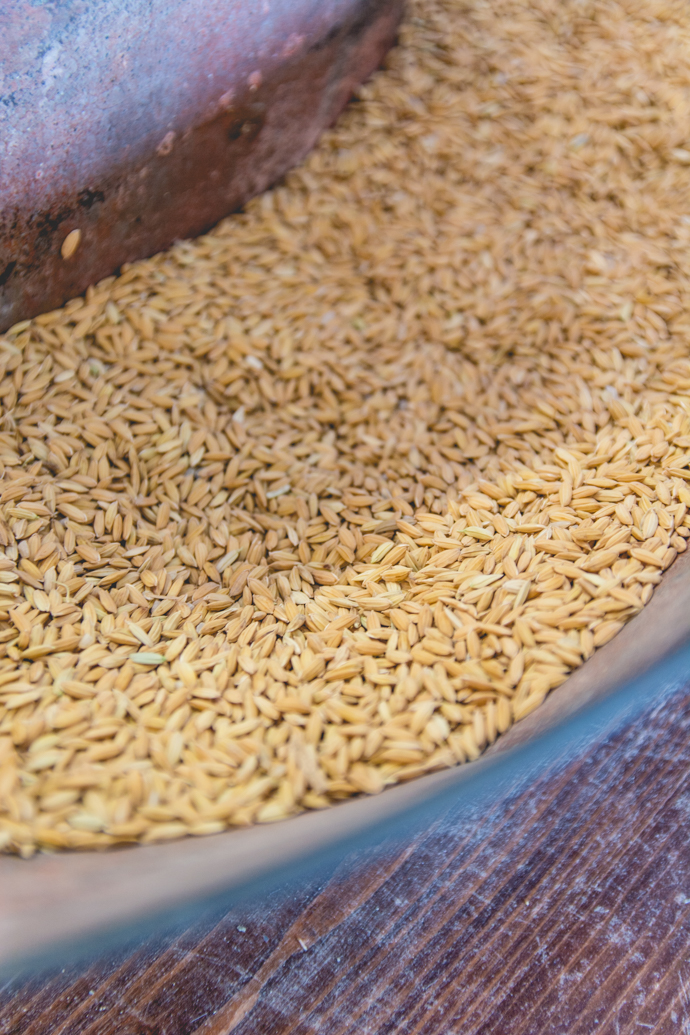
[1,0,690,854]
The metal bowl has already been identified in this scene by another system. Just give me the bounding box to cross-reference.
[1,0,689,975]
[2,546,689,971]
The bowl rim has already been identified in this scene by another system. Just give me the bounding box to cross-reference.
[3,547,690,974]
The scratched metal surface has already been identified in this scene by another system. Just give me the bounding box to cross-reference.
[0,0,403,330]
[2,676,689,1034]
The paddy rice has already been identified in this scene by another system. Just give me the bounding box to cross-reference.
[1,0,690,854]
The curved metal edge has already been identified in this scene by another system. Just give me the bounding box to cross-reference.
[3,547,690,975]
[0,0,404,331]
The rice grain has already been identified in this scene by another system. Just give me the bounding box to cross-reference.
[1,0,690,854]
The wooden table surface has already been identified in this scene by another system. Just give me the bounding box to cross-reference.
[2,676,690,1035]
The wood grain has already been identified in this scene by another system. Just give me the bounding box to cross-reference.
[2,678,690,1034]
